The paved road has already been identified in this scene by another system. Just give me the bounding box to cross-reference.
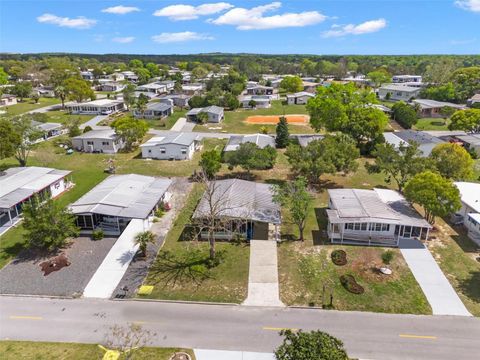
[27,101,74,114]
[148,128,235,139]
[1,296,479,360]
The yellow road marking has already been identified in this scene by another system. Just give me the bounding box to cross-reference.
[132,321,147,325]
[9,316,43,320]
[263,327,298,332]
[399,334,437,340]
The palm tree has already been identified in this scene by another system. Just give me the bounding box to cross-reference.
[54,85,66,109]
[134,231,156,257]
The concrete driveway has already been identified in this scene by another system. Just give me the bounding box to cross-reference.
[399,238,471,316]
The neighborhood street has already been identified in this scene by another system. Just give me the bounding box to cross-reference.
[1,296,479,360]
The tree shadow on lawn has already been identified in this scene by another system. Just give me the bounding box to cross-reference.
[313,207,330,246]
[147,248,224,288]
[458,270,480,304]
[443,218,480,254]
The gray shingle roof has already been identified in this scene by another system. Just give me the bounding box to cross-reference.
[69,174,172,219]
[193,179,281,224]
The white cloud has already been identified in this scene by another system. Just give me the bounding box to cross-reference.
[151,31,214,43]
[37,13,97,29]
[112,36,135,43]
[101,5,140,15]
[322,18,387,38]
[210,2,326,30]
[455,0,480,12]
[153,2,233,20]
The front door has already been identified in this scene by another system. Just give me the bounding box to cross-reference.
[403,226,412,238]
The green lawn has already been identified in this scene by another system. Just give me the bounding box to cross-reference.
[3,98,60,116]
[139,184,250,303]
[0,341,195,360]
[194,100,316,134]
[42,110,94,124]
[107,110,187,130]
[0,137,224,268]
[414,117,451,131]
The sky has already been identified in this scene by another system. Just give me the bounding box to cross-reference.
[0,0,479,55]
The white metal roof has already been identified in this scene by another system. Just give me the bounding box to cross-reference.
[455,182,480,213]
[224,134,275,152]
[0,167,71,209]
[69,174,172,219]
[73,129,116,140]
[140,132,199,147]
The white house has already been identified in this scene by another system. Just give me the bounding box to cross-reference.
[72,129,125,154]
[186,106,224,123]
[69,174,172,235]
[182,83,204,95]
[411,99,466,118]
[467,94,480,107]
[136,82,167,95]
[157,80,175,93]
[0,167,73,234]
[392,75,422,84]
[246,85,273,96]
[326,188,432,247]
[286,91,315,105]
[454,182,480,245]
[107,72,125,82]
[98,82,125,93]
[224,134,275,152]
[240,95,271,108]
[121,71,139,83]
[33,121,66,142]
[0,94,17,107]
[383,130,444,157]
[35,86,55,98]
[378,84,421,101]
[80,71,94,80]
[140,132,201,160]
[133,102,173,119]
[303,81,321,93]
[66,99,125,115]
[159,94,191,108]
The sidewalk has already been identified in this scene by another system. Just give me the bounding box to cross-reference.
[399,238,471,316]
[194,349,275,360]
[243,240,284,307]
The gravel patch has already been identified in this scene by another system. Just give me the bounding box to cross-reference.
[0,236,116,296]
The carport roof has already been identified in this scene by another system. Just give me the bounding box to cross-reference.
[69,174,172,219]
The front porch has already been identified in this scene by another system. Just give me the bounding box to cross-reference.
[199,219,279,241]
[75,213,131,236]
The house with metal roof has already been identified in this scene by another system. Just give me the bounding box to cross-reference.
[193,179,281,241]
[293,134,325,147]
[454,182,480,245]
[453,133,480,157]
[246,84,273,96]
[286,91,315,105]
[383,130,444,157]
[132,102,173,119]
[0,167,72,234]
[239,95,272,108]
[72,129,125,154]
[66,99,125,115]
[411,99,466,118]
[136,82,168,95]
[0,94,17,107]
[392,75,422,84]
[159,94,192,108]
[378,84,421,101]
[186,106,224,123]
[224,134,275,152]
[467,94,480,107]
[140,132,201,160]
[69,174,172,235]
[33,121,66,142]
[326,188,431,247]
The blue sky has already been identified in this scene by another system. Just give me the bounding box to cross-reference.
[0,1,479,54]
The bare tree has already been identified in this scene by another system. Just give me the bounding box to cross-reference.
[103,323,156,360]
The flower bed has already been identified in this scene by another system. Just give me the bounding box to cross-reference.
[340,274,364,294]
[331,250,347,266]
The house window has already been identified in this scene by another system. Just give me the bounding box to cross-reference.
[102,141,109,146]
[181,148,187,154]
[160,148,166,154]
[148,149,152,153]
[86,141,94,145]
[361,223,367,231]
[354,223,361,231]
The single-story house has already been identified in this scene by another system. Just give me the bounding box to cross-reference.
[66,99,125,115]
[0,167,72,232]
[136,82,167,95]
[303,81,321,93]
[378,84,421,101]
[69,174,172,235]
[121,71,139,83]
[369,103,392,114]
[182,83,204,95]
[453,133,480,157]
[246,85,273,96]
[467,94,480,107]
[133,102,173,119]
[133,91,158,100]
[0,94,17,107]
[80,71,94,80]
[224,134,275,152]
[107,72,125,82]
[157,80,175,93]
[98,82,125,92]
[35,86,55,98]
[293,134,325,147]
[392,75,422,84]
[383,130,444,157]
[270,78,283,89]
[186,106,224,123]
[159,94,191,108]
[286,91,315,105]
[140,132,201,160]
[192,179,281,241]
[411,99,466,118]
[72,129,125,154]
[454,182,480,245]
[33,121,66,141]
[240,95,271,108]
[326,188,432,247]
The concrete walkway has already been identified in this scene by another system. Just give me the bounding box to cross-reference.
[243,240,284,307]
[80,114,108,129]
[194,349,275,360]
[399,238,471,316]
[83,219,146,298]
[169,117,186,131]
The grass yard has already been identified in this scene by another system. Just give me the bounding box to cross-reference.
[139,184,250,303]
[0,137,225,268]
[3,97,60,116]
[42,110,94,124]
[194,100,317,134]
[0,341,195,360]
[414,117,451,131]
[109,110,187,130]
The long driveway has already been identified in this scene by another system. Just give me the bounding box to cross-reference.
[399,238,471,316]
[1,296,479,360]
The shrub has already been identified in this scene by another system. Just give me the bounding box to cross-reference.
[154,208,165,218]
[340,274,364,294]
[331,250,347,266]
[381,250,395,265]
[83,125,93,133]
[92,228,104,240]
